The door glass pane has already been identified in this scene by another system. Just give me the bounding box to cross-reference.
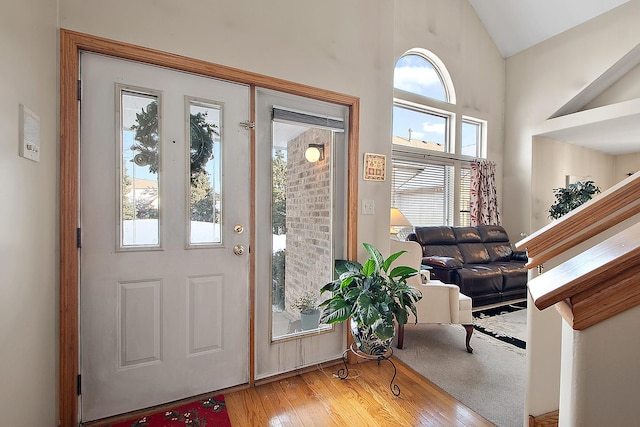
[271,122,333,340]
[120,91,160,248]
[188,100,221,245]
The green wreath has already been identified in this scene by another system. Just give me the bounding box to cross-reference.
[130,101,219,183]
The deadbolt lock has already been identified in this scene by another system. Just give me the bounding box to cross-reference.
[234,224,244,234]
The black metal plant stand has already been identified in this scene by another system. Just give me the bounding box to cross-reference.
[336,342,400,396]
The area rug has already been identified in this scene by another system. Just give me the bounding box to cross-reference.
[110,395,230,427]
[394,319,526,427]
[473,302,527,349]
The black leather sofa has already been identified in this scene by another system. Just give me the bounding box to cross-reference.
[408,225,528,307]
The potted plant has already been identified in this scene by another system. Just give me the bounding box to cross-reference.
[549,180,601,219]
[291,290,320,331]
[319,243,422,355]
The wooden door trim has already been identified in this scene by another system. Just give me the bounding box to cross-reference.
[60,28,359,427]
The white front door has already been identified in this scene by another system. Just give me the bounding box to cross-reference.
[79,52,250,422]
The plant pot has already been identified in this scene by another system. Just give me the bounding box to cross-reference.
[300,309,320,331]
[350,318,394,356]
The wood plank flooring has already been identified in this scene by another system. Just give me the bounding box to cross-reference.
[226,358,494,426]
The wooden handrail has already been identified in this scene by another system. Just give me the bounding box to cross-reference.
[528,221,640,329]
[518,172,640,329]
[516,172,640,268]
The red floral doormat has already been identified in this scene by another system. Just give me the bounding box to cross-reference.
[111,395,231,427]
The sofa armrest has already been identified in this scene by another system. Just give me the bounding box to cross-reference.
[422,256,463,270]
[510,250,528,262]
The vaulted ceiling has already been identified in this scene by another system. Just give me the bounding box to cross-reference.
[468,0,630,58]
[467,0,639,155]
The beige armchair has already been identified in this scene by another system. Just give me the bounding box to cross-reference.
[390,239,474,353]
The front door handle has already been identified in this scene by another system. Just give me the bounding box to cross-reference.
[233,245,245,256]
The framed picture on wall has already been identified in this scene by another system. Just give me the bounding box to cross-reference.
[363,153,386,181]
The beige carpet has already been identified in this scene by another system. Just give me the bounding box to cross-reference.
[393,319,526,427]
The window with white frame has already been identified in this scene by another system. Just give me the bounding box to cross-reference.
[392,49,486,228]
[461,116,486,158]
[392,157,454,226]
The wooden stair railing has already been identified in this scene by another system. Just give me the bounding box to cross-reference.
[516,172,640,330]
[516,173,640,269]
[526,221,640,329]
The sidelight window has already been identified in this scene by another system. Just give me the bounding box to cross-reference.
[270,107,344,340]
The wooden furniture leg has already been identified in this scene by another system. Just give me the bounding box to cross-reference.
[397,323,405,349]
[463,324,474,353]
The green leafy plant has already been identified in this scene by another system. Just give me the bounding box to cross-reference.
[290,290,319,314]
[319,243,422,341]
[272,249,286,311]
[549,180,601,219]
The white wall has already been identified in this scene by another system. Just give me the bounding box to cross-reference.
[532,137,615,233]
[0,1,59,426]
[614,153,640,181]
[525,291,562,423]
[505,0,640,419]
[559,304,640,426]
[504,0,640,237]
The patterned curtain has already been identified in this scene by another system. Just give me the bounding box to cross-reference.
[470,159,501,226]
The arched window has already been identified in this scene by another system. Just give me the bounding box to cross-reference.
[393,50,454,103]
[392,49,458,153]
[391,49,485,227]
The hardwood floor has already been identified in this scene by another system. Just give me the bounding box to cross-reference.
[226,358,494,426]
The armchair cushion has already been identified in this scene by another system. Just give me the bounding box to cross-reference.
[477,224,510,242]
[484,242,514,262]
[453,226,483,243]
[413,226,456,244]
[511,250,528,262]
[459,243,491,264]
[424,245,463,261]
[422,256,463,270]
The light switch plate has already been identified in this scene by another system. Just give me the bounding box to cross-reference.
[362,199,375,215]
[19,104,40,162]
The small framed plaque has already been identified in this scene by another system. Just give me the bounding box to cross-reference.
[363,153,386,181]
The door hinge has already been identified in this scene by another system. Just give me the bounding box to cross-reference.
[77,374,81,395]
[239,120,255,130]
[77,80,82,101]
[77,228,81,248]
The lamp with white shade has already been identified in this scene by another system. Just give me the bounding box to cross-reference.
[390,207,412,239]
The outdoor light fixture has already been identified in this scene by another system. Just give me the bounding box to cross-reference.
[390,207,412,238]
[305,144,325,162]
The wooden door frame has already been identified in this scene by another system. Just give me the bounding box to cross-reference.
[60,29,359,427]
